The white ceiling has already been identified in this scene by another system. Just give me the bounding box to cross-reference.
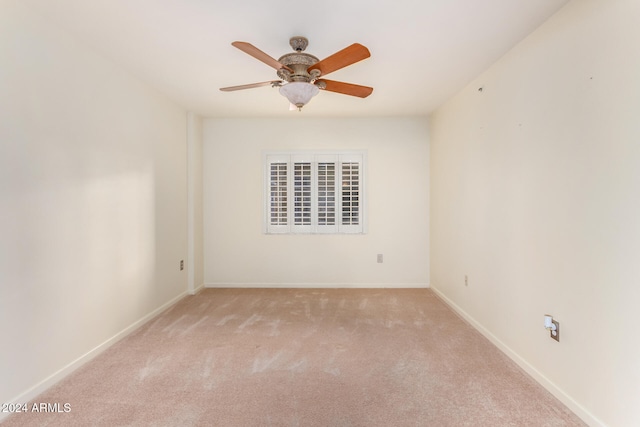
[24,0,570,118]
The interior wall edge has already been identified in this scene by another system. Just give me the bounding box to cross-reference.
[189,284,206,295]
[430,285,605,427]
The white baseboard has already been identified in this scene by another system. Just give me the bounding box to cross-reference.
[430,286,605,427]
[0,290,189,422]
[189,283,205,295]
[205,282,430,289]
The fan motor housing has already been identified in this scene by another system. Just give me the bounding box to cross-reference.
[277,52,320,82]
[277,37,321,83]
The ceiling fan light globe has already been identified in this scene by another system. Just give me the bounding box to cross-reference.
[279,82,319,110]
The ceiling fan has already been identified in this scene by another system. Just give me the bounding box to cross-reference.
[220,37,373,111]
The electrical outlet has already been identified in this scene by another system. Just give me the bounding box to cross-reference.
[550,319,560,342]
[180,260,184,271]
[377,254,383,263]
[544,315,560,342]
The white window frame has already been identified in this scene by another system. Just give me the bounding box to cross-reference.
[263,150,367,234]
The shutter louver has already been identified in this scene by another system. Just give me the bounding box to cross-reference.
[269,162,288,226]
[341,162,359,226]
[294,162,312,225]
[318,162,336,226]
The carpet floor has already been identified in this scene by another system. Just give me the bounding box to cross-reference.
[3,288,586,426]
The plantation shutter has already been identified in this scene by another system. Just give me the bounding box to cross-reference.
[315,154,339,233]
[264,152,365,234]
[317,162,336,227]
[338,153,362,233]
[291,154,313,233]
[266,154,290,233]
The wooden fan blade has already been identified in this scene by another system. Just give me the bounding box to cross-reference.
[317,79,373,98]
[219,81,282,92]
[231,41,293,72]
[308,43,370,76]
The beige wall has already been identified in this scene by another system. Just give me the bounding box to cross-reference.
[0,2,189,408]
[429,1,640,426]
[204,117,429,287]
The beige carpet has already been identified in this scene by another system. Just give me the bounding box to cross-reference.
[3,288,585,426]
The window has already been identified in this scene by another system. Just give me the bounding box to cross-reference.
[264,151,366,234]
